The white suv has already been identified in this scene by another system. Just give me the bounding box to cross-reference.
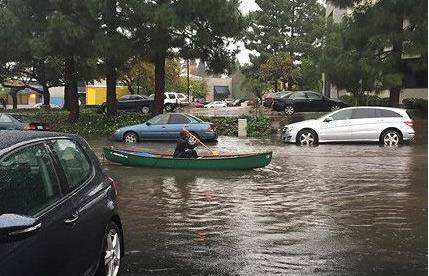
[149,92,189,112]
[282,106,415,146]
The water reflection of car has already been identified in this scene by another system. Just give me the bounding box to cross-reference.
[263,91,291,108]
[204,101,228,108]
[98,94,154,114]
[0,131,123,276]
[282,106,415,146]
[114,113,217,143]
[272,91,349,115]
[0,113,49,131]
[32,103,61,109]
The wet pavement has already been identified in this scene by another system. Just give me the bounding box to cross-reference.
[89,135,428,276]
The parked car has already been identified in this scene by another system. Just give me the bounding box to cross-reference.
[204,101,228,108]
[263,91,291,108]
[114,113,217,143]
[192,102,205,108]
[0,113,49,131]
[98,94,154,114]
[272,91,349,115]
[282,106,415,146]
[223,99,235,107]
[148,92,184,112]
[0,131,123,276]
[231,99,246,107]
[32,103,61,109]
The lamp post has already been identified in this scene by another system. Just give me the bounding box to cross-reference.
[187,59,190,103]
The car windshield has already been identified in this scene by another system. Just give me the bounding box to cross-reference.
[9,114,32,123]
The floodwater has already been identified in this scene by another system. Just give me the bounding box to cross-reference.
[89,133,427,276]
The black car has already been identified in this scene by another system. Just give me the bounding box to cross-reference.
[272,91,349,115]
[0,113,49,131]
[0,131,123,276]
[98,94,154,114]
[262,91,292,108]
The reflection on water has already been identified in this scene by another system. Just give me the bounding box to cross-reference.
[90,136,427,276]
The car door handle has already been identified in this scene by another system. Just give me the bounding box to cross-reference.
[65,212,79,225]
[9,223,42,236]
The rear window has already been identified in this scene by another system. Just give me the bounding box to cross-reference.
[10,114,32,123]
[376,109,402,118]
[51,139,92,190]
[0,143,61,216]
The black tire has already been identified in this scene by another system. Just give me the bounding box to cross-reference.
[296,129,318,146]
[141,106,150,114]
[284,105,295,116]
[380,129,402,146]
[331,105,341,111]
[123,131,138,143]
[95,221,123,276]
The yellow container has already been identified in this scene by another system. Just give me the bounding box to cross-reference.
[86,86,129,105]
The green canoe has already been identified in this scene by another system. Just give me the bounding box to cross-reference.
[103,147,272,170]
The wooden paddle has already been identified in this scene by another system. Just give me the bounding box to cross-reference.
[182,128,219,156]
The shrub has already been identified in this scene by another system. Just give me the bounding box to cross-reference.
[402,98,428,115]
[339,94,390,106]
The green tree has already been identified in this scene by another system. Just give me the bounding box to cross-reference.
[259,52,294,91]
[241,78,268,105]
[245,0,324,88]
[327,0,427,106]
[125,0,245,114]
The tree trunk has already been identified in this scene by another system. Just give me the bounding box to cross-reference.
[105,0,117,116]
[65,53,79,122]
[11,89,18,109]
[42,85,50,107]
[274,81,278,92]
[154,52,166,114]
[389,86,401,107]
[106,63,117,116]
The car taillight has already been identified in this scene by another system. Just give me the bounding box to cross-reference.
[404,120,414,127]
[207,124,216,132]
[45,125,50,130]
[23,124,36,130]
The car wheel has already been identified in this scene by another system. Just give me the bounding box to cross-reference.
[284,106,295,116]
[296,129,318,146]
[96,221,122,276]
[331,105,341,111]
[165,104,173,112]
[141,106,150,114]
[123,131,138,143]
[381,129,402,146]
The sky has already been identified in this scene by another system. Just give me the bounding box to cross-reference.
[236,0,260,64]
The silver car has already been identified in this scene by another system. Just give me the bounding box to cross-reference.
[282,106,415,146]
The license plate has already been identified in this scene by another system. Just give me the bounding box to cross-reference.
[37,126,44,130]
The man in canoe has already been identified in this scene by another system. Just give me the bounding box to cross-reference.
[174,129,198,158]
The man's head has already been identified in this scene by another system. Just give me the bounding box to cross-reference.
[179,129,189,139]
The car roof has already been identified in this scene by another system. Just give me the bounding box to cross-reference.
[341,106,407,112]
[0,130,76,152]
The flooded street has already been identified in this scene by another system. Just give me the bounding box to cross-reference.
[89,136,427,276]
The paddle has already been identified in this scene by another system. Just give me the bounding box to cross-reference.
[182,128,219,156]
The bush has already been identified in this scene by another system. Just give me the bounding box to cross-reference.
[200,115,273,137]
[402,98,428,114]
[339,94,390,106]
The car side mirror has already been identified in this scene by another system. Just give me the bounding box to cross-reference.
[324,117,333,123]
[0,214,41,242]
[146,122,151,126]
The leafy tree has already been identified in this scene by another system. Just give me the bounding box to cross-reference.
[259,52,294,91]
[176,77,208,99]
[241,78,268,105]
[327,0,428,106]
[245,0,324,88]
[125,0,245,114]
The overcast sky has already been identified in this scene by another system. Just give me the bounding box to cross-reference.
[236,0,260,64]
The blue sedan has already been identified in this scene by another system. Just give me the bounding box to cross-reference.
[114,113,218,143]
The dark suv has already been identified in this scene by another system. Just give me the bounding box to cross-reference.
[0,131,123,276]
